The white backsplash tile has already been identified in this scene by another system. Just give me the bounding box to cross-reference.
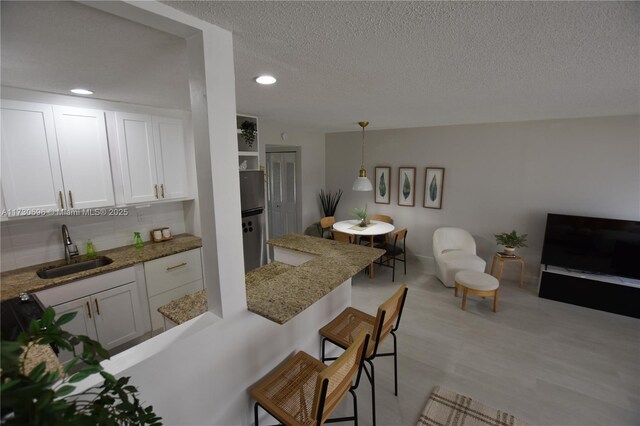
[0,202,187,272]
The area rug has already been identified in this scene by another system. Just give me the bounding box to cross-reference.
[417,386,528,426]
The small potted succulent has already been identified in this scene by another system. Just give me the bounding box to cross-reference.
[494,230,528,255]
[352,206,368,227]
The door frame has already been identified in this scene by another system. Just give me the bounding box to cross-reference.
[265,145,303,255]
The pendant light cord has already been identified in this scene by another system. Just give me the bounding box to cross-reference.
[361,125,365,169]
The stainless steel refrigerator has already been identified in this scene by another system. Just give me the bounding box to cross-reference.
[240,171,266,272]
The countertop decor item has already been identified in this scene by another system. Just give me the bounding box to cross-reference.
[494,230,528,255]
[150,227,172,243]
[134,232,144,249]
[0,308,161,425]
[240,120,257,148]
[352,121,373,191]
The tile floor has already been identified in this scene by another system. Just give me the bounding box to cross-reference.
[330,258,640,426]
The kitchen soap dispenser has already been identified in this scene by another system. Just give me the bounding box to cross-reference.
[86,239,96,257]
[134,232,144,249]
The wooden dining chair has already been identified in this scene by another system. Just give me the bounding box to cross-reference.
[318,216,336,239]
[251,332,370,426]
[359,214,392,247]
[376,228,407,282]
[319,285,408,426]
[332,230,354,244]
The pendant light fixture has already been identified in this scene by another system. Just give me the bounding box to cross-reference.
[352,121,373,191]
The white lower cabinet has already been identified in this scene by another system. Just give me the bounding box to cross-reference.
[35,267,145,363]
[144,248,204,332]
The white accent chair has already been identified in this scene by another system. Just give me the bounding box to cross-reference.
[433,227,486,288]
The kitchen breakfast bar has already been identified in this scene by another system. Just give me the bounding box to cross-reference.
[159,233,385,325]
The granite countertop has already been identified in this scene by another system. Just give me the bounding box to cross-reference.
[157,261,295,325]
[157,234,383,326]
[249,234,384,324]
[1,234,202,301]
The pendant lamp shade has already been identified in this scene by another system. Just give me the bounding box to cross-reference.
[352,121,373,191]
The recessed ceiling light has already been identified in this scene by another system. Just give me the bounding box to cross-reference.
[255,75,276,85]
[70,88,94,95]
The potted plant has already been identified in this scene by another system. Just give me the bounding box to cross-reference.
[1,308,161,425]
[352,206,368,227]
[240,120,257,148]
[494,230,528,255]
[319,189,343,218]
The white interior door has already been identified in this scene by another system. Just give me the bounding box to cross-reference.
[266,151,297,239]
[53,106,114,209]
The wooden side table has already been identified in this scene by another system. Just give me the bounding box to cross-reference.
[490,253,525,287]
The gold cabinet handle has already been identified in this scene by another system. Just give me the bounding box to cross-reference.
[154,184,158,199]
[86,301,92,319]
[59,191,64,209]
[160,184,165,198]
[94,299,100,315]
[68,191,74,208]
[166,262,187,271]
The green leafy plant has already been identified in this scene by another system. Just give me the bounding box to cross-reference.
[352,206,368,226]
[494,230,528,248]
[240,120,257,148]
[319,189,343,217]
[0,307,162,426]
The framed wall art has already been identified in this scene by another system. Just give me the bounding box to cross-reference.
[398,167,416,207]
[374,166,391,204]
[424,167,445,209]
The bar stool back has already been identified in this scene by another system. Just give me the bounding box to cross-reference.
[251,332,370,426]
[319,284,408,426]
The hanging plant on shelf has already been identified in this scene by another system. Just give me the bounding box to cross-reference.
[240,121,257,148]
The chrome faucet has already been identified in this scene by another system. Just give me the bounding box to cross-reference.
[61,224,79,262]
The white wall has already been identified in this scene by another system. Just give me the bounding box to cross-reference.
[259,119,326,230]
[325,115,640,281]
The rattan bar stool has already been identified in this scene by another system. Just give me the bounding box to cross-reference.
[251,332,370,426]
[319,285,408,426]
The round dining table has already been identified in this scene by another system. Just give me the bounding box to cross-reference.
[333,219,395,278]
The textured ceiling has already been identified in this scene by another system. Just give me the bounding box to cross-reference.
[1,1,190,110]
[165,1,640,131]
[2,2,638,132]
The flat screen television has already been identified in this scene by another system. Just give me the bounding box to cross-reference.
[541,213,640,280]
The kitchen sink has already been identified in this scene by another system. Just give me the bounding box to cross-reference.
[36,256,114,279]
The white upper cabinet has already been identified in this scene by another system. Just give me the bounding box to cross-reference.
[115,112,159,204]
[1,100,64,212]
[1,101,115,215]
[152,116,189,200]
[53,106,114,209]
[115,112,189,204]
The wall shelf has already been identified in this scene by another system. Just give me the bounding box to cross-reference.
[237,114,259,170]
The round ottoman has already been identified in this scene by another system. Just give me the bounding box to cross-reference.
[454,270,500,312]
